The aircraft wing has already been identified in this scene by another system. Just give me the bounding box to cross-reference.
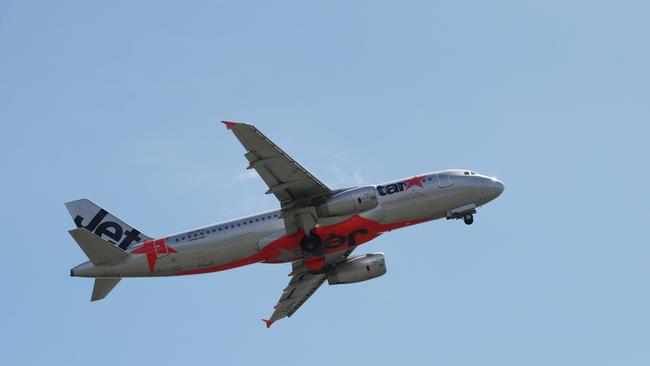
[221,121,331,206]
[263,249,354,328]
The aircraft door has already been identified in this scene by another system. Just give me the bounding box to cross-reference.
[437,173,452,188]
[154,238,170,258]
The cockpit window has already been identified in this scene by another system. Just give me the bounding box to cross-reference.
[464,171,470,175]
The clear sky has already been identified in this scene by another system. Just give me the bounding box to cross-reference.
[1,1,649,365]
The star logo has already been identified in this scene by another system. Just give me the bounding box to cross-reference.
[404,176,424,190]
[275,247,301,262]
[132,238,177,274]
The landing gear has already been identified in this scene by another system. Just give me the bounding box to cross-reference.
[301,231,326,271]
[300,231,324,259]
[446,205,477,226]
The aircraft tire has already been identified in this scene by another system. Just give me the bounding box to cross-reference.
[301,232,323,256]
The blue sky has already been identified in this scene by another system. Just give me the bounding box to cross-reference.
[1,1,649,365]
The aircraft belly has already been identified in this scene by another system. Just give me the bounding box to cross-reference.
[96,257,153,277]
[172,230,273,274]
[95,230,268,277]
[380,195,431,223]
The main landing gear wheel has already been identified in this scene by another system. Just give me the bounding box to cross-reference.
[302,239,318,253]
[463,213,474,225]
[301,231,324,259]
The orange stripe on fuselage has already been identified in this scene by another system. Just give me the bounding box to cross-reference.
[172,215,431,276]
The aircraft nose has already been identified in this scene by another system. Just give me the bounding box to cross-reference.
[490,178,505,197]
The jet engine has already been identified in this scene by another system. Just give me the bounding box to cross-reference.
[316,186,378,217]
[326,253,387,285]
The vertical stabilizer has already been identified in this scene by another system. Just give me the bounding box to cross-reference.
[65,199,151,250]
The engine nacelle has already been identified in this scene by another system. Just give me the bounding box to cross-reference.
[326,253,387,285]
[316,186,378,217]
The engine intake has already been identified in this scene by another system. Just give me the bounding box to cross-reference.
[316,186,378,217]
[327,253,387,285]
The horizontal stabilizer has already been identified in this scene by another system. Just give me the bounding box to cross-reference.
[69,228,127,265]
[92,278,121,301]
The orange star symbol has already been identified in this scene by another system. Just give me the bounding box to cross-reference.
[404,176,424,190]
[132,238,177,274]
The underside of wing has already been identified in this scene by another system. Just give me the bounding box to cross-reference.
[263,248,354,328]
[222,121,331,206]
[264,269,326,327]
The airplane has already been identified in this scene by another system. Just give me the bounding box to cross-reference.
[66,121,504,328]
